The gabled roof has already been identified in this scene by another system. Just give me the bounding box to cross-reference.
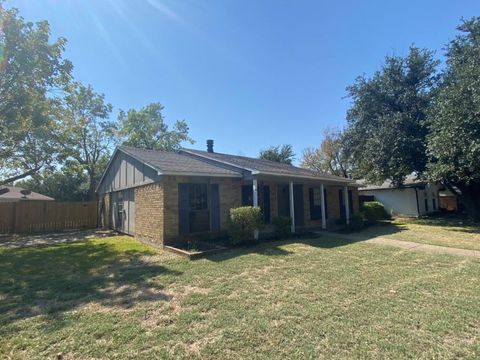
[181,148,353,183]
[357,174,429,191]
[119,146,243,177]
[0,186,54,201]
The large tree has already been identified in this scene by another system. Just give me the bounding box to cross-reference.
[302,128,350,177]
[259,144,295,164]
[427,18,480,220]
[0,4,72,185]
[60,82,114,200]
[117,103,194,150]
[343,47,439,186]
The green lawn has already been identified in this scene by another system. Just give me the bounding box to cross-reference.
[1,235,479,359]
[356,215,480,251]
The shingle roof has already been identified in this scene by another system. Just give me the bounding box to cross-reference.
[119,146,242,177]
[181,148,351,182]
[0,186,54,201]
[357,174,428,191]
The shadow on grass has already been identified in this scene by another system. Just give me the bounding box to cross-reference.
[205,222,406,262]
[403,213,480,234]
[0,240,181,329]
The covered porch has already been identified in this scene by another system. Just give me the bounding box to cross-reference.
[240,175,357,238]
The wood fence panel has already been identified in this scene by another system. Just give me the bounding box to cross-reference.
[0,201,97,234]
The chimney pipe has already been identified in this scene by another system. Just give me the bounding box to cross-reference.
[207,139,214,153]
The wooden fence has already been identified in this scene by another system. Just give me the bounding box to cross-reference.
[0,201,97,234]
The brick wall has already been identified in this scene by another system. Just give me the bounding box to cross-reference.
[134,183,164,245]
[162,176,243,244]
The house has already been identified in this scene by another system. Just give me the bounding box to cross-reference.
[97,141,360,246]
[0,186,54,202]
[358,175,441,217]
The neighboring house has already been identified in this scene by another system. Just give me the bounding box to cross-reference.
[0,186,54,202]
[438,188,461,212]
[97,141,360,246]
[358,175,441,217]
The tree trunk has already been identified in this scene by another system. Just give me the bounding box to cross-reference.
[457,183,480,222]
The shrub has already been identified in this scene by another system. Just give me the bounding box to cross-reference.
[347,212,367,231]
[272,216,292,239]
[228,206,263,245]
[361,201,390,224]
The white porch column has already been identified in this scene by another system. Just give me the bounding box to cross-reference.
[344,185,350,225]
[320,183,326,230]
[253,178,259,239]
[289,180,295,233]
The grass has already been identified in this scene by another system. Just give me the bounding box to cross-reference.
[0,234,479,359]
[357,214,480,251]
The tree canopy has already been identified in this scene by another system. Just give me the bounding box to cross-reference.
[117,103,194,151]
[302,128,350,177]
[60,82,114,200]
[343,47,439,186]
[427,18,480,220]
[0,5,72,185]
[259,144,295,164]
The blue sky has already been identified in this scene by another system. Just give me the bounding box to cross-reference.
[6,0,480,161]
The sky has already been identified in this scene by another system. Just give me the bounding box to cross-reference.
[6,0,480,161]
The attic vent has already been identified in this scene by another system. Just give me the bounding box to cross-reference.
[207,139,214,153]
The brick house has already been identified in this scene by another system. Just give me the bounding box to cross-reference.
[97,141,360,246]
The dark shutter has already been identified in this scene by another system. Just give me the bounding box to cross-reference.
[210,184,220,232]
[178,183,190,235]
[241,185,253,206]
[263,186,271,224]
[324,188,328,219]
[339,189,345,219]
[309,188,322,220]
[348,190,354,214]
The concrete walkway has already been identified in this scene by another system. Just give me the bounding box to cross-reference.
[325,232,480,258]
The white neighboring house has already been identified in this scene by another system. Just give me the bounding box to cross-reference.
[358,175,441,217]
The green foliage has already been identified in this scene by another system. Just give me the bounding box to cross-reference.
[0,5,72,185]
[344,47,439,186]
[117,103,194,151]
[60,82,114,200]
[227,207,263,245]
[427,17,480,220]
[272,216,292,239]
[361,201,390,224]
[259,144,295,164]
[15,167,89,202]
[302,128,350,177]
[347,213,367,231]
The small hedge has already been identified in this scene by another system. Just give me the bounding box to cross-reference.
[227,206,263,245]
[347,212,367,231]
[361,201,390,224]
[272,216,292,239]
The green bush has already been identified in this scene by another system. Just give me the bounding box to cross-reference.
[272,216,292,239]
[227,207,263,245]
[347,212,367,231]
[361,201,390,224]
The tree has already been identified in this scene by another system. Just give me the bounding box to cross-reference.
[427,18,480,220]
[343,47,439,186]
[302,128,350,177]
[60,82,114,200]
[259,144,295,164]
[117,103,194,150]
[15,167,90,202]
[0,4,72,185]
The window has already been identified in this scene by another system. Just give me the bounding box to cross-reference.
[432,198,437,211]
[189,184,208,210]
[309,187,328,220]
[241,185,253,206]
[309,188,322,220]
